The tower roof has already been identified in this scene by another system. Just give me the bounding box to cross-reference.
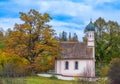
[85,20,95,32]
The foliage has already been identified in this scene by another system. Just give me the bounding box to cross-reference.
[59,31,68,41]
[96,64,109,77]
[5,9,60,73]
[0,50,7,68]
[108,58,120,84]
[0,49,28,77]
[69,33,78,42]
[96,78,108,84]
[4,55,28,77]
[101,65,109,77]
[58,31,78,42]
[0,28,5,49]
[0,41,5,49]
[94,17,120,65]
[33,56,55,72]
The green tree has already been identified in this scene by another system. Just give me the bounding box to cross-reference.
[59,31,78,42]
[59,31,68,41]
[94,17,107,64]
[5,9,60,74]
[68,32,71,41]
[94,17,120,65]
[72,33,78,42]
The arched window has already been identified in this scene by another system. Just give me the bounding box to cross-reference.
[75,61,78,69]
[90,35,91,37]
[65,61,69,69]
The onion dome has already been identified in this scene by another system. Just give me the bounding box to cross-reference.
[85,20,95,32]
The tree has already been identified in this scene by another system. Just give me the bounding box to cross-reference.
[59,31,68,41]
[108,58,120,84]
[0,49,28,77]
[68,32,71,41]
[94,17,107,64]
[94,17,120,77]
[5,9,60,73]
[59,31,79,42]
[94,17,120,65]
[5,28,13,38]
[0,28,5,49]
[71,33,78,42]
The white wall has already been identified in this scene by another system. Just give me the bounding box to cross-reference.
[87,31,94,47]
[88,42,94,46]
[55,59,95,77]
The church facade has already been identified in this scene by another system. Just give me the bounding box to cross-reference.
[55,21,95,80]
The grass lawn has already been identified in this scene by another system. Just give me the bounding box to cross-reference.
[2,76,107,84]
[26,76,73,84]
[2,76,74,84]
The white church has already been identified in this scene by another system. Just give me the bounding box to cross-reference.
[55,20,96,80]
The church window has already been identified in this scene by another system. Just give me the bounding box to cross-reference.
[75,61,78,69]
[65,61,69,69]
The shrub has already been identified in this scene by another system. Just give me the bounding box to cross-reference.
[101,65,109,77]
[0,53,28,77]
[108,58,120,84]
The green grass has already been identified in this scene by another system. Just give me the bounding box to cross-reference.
[2,76,73,84]
[26,76,73,84]
[1,76,108,84]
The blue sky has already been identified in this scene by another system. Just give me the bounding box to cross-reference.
[0,0,120,41]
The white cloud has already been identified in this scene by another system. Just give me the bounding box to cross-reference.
[49,20,85,41]
[38,1,92,18]
[36,0,120,24]
[82,0,115,5]
[0,18,22,31]
[3,0,120,23]
[1,0,120,41]
[11,0,92,17]
[0,18,85,41]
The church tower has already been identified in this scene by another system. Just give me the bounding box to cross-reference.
[85,20,95,58]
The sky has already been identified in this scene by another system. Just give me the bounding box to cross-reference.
[0,0,120,41]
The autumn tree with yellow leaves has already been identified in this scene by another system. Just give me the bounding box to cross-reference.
[5,9,60,74]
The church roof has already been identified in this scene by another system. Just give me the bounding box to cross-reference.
[85,21,95,32]
[58,42,93,59]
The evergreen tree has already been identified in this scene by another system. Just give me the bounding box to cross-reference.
[59,31,68,41]
[59,31,78,42]
[68,32,71,41]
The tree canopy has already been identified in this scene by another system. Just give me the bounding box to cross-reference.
[58,31,78,42]
[94,17,120,64]
[5,9,60,73]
